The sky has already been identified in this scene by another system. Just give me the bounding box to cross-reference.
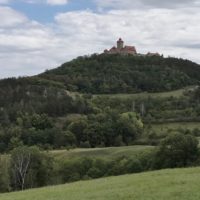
[0,0,200,78]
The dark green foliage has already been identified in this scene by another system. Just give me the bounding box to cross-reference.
[67,111,143,147]
[117,112,143,144]
[41,54,200,94]
[0,77,92,119]
[155,133,199,168]
[92,88,200,123]
[59,156,146,183]
[0,76,93,152]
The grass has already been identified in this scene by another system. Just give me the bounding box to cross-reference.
[93,86,196,99]
[51,145,153,160]
[151,122,200,133]
[1,167,200,200]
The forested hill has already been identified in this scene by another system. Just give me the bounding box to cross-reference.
[39,54,200,94]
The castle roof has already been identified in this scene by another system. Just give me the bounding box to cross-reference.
[110,46,117,50]
[123,46,136,51]
[117,38,124,42]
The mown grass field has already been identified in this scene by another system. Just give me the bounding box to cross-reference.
[151,122,200,132]
[51,145,153,160]
[0,146,153,164]
[1,167,200,200]
[94,86,196,99]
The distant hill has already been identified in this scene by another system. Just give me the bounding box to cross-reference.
[40,54,200,94]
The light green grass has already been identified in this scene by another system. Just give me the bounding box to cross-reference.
[1,167,200,200]
[0,146,153,161]
[151,122,200,133]
[51,145,153,160]
[94,86,195,99]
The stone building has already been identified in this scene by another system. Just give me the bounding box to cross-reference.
[104,38,137,55]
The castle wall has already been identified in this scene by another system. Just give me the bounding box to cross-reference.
[117,41,124,49]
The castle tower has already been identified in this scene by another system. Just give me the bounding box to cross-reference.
[117,38,124,49]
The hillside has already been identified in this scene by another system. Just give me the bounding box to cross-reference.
[1,54,200,194]
[1,167,200,200]
[40,54,200,94]
[0,77,91,118]
[1,54,200,152]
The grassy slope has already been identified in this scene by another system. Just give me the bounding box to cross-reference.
[151,122,200,132]
[51,145,153,160]
[1,167,200,200]
[93,86,195,99]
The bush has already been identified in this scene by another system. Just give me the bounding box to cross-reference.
[126,158,143,173]
[155,133,199,168]
[87,167,102,178]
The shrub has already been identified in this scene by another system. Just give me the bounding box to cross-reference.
[154,133,199,168]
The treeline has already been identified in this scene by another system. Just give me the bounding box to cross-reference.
[0,110,143,152]
[0,132,199,193]
[40,54,200,94]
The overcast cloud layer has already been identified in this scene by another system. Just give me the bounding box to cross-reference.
[95,0,200,9]
[0,0,200,78]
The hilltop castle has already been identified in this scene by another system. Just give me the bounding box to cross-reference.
[104,38,160,57]
[104,38,137,55]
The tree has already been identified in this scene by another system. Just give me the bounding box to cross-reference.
[117,112,143,144]
[155,133,199,168]
[0,156,10,192]
[84,122,104,147]
[68,119,88,145]
[31,114,53,130]
[11,146,31,190]
[10,146,54,191]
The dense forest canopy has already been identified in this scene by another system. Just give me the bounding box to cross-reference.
[40,54,200,94]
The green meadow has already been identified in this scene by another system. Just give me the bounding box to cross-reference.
[1,167,200,200]
[94,86,195,99]
[151,122,200,132]
[51,145,153,160]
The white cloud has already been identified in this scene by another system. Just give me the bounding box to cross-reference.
[54,9,200,58]
[0,4,200,78]
[95,0,199,9]
[0,6,27,27]
[46,0,68,5]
